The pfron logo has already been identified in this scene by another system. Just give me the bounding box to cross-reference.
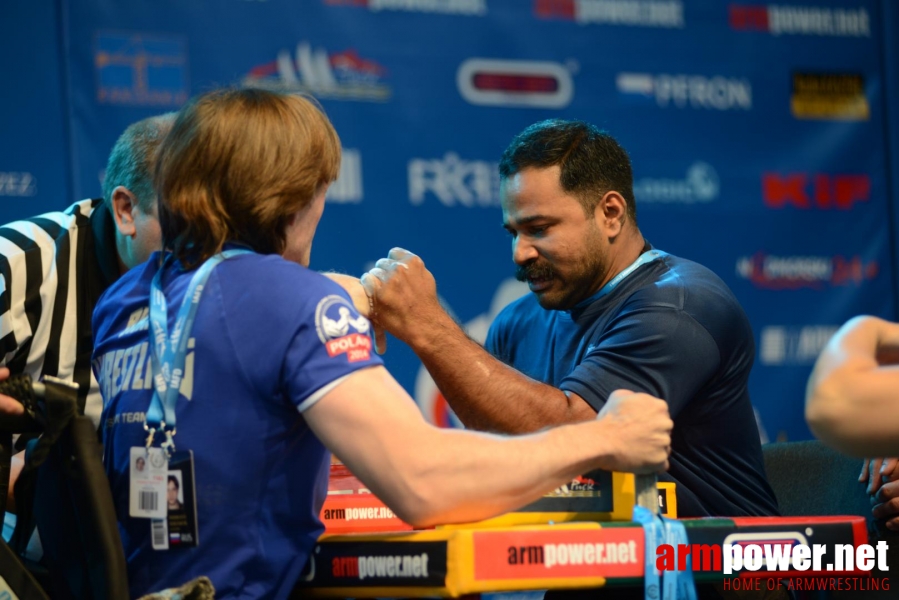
[315,295,372,362]
[0,172,36,197]
[534,0,684,28]
[616,72,751,111]
[243,42,390,102]
[95,33,189,107]
[759,326,838,366]
[736,253,878,290]
[325,0,486,15]
[457,59,574,109]
[634,162,719,204]
[729,5,870,37]
[327,149,363,204]
[408,152,500,207]
[763,174,869,210]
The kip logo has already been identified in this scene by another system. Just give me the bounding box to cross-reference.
[729,5,870,37]
[736,253,878,290]
[95,33,189,107]
[763,173,869,210]
[534,0,684,28]
[457,58,574,109]
[315,295,372,363]
[616,72,751,111]
[242,42,390,102]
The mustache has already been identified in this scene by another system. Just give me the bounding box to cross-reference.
[515,261,556,282]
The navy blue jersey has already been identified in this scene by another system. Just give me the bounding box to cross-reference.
[93,251,382,599]
[486,250,778,518]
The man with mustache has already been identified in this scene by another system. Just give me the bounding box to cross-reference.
[365,119,778,520]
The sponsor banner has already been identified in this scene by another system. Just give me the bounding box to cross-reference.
[534,0,684,28]
[94,32,189,107]
[300,541,448,587]
[325,0,487,16]
[408,152,500,207]
[299,516,865,595]
[634,162,719,204]
[518,470,615,513]
[242,42,390,102]
[472,527,643,581]
[327,149,363,204]
[763,173,870,210]
[457,58,574,109]
[0,172,37,197]
[736,253,878,290]
[759,325,837,366]
[616,72,751,111]
[729,4,871,37]
[791,73,869,121]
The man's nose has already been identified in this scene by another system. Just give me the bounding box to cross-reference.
[513,237,538,265]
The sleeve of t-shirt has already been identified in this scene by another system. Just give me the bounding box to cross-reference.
[560,307,720,418]
[282,283,383,413]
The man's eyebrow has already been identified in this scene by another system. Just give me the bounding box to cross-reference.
[503,214,552,228]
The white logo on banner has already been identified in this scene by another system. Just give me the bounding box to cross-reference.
[368,0,486,15]
[634,162,719,204]
[759,326,838,366]
[573,0,684,28]
[408,153,499,207]
[415,279,529,427]
[0,172,37,197]
[617,72,752,110]
[327,149,363,204]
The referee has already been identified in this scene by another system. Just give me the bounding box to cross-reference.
[0,113,173,517]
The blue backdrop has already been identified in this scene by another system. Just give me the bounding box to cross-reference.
[2,0,897,442]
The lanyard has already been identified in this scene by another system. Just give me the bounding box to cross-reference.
[145,249,251,455]
[633,506,697,600]
[595,249,665,300]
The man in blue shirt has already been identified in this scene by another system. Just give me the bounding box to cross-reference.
[365,119,778,519]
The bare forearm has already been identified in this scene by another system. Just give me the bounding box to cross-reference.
[409,313,590,433]
[807,316,899,456]
[375,420,613,527]
[309,367,670,528]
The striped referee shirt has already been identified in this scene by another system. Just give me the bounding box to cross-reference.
[0,198,120,426]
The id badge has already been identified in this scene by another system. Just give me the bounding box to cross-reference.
[152,450,199,550]
[129,447,167,519]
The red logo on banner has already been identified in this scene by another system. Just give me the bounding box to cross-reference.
[763,174,870,209]
[729,5,768,30]
[737,253,879,290]
[535,0,576,19]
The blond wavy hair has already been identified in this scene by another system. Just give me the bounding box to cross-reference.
[156,88,341,267]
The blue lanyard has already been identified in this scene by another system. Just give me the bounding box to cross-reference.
[633,506,697,600]
[573,249,665,311]
[145,249,251,455]
[596,249,665,300]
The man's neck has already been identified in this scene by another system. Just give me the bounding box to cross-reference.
[598,230,647,290]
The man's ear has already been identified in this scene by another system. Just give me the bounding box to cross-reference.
[593,191,627,237]
[112,186,137,237]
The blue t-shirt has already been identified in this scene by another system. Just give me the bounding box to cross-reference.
[92,251,382,599]
[486,250,778,518]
